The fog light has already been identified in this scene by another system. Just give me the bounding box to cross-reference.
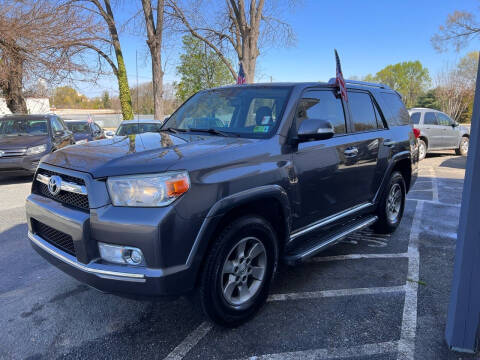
[98,242,145,266]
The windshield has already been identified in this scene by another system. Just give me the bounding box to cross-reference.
[0,118,48,136]
[116,123,163,136]
[66,122,90,133]
[163,87,292,138]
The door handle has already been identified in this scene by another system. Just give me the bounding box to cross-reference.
[344,147,358,157]
[384,139,395,147]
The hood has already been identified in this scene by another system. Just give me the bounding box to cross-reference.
[42,132,255,178]
[0,135,49,150]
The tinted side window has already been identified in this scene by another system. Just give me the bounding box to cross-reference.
[424,112,438,125]
[437,112,453,126]
[348,91,378,132]
[296,90,346,134]
[410,112,421,124]
[51,117,64,131]
[380,92,410,126]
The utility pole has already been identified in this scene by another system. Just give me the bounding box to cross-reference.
[445,52,480,353]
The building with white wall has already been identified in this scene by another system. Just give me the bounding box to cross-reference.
[0,98,50,116]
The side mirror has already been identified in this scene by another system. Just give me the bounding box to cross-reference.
[297,119,335,142]
[452,122,459,127]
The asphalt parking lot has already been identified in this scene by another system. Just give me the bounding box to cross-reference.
[0,153,470,360]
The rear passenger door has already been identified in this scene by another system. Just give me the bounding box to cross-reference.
[345,90,389,204]
[422,112,442,148]
[436,112,458,148]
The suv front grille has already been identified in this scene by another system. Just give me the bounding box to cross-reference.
[0,148,27,157]
[33,168,90,211]
[32,219,76,256]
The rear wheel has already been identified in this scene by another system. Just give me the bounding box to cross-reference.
[374,171,406,234]
[197,215,278,327]
[418,139,427,160]
[455,136,469,156]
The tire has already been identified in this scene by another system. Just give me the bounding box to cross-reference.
[373,171,406,234]
[197,215,279,327]
[455,136,469,156]
[418,139,427,161]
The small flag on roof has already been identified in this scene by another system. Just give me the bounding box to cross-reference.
[87,114,93,123]
[335,49,348,102]
[237,63,246,85]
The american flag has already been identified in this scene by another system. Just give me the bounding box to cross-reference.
[87,114,93,123]
[237,63,246,85]
[335,49,348,102]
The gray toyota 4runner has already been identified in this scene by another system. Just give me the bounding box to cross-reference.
[26,80,418,326]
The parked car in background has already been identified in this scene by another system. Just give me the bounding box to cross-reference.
[0,114,74,176]
[409,108,470,160]
[115,120,163,136]
[26,80,417,326]
[65,120,105,144]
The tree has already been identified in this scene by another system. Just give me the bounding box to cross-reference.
[432,10,480,52]
[141,0,166,120]
[167,0,294,83]
[373,61,431,108]
[73,0,134,120]
[0,0,102,113]
[414,89,439,110]
[102,91,111,109]
[176,36,234,101]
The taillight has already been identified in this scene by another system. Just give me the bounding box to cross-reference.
[413,128,420,138]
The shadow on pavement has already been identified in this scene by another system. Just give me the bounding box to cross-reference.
[439,156,467,170]
[0,174,33,185]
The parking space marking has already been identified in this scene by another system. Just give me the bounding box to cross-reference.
[309,253,408,262]
[268,285,405,302]
[397,200,423,360]
[242,340,399,359]
[406,198,460,208]
[163,321,213,360]
[430,168,439,202]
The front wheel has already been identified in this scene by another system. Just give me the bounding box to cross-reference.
[197,216,278,327]
[373,171,406,234]
[455,136,469,156]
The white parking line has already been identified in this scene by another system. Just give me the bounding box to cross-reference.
[430,168,439,202]
[243,340,399,359]
[397,200,423,360]
[406,198,460,207]
[268,285,405,302]
[309,253,408,262]
[163,321,213,360]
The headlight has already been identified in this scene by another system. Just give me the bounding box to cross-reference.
[107,171,190,207]
[26,144,47,155]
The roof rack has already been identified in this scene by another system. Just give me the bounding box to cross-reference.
[328,78,392,90]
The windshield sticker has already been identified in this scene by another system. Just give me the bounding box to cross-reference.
[261,116,271,125]
[253,125,270,133]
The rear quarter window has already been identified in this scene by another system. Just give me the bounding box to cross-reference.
[410,112,421,124]
[380,92,410,126]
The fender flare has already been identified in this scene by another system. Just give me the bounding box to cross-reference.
[373,151,412,205]
[185,185,292,274]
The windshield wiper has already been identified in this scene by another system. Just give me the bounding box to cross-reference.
[160,128,187,134]
[187,128,239,137]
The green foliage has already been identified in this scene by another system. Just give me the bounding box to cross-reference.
[371,61,431,108]
[176,35,234,101]
[414,89,439,110]
[50,86,111,110]
[102,91,111,109]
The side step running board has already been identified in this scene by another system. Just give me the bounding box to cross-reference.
[284,215,378,265]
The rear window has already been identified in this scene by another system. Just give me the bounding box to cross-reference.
[348,91,379,132]
[116,123,162,136]
[380,92,410,126]
[424,112,438,125]
[410,112,421,124]
[66,122,90,133]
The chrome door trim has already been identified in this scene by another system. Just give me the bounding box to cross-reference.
[289,202,373,241]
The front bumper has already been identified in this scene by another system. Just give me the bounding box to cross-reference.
[0,153,43,174]
[26,181,202,297]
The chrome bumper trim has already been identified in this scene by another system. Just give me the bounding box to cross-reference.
[36,173,87,195]
[28,231,146,282]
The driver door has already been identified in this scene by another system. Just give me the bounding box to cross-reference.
[292,89,359,230]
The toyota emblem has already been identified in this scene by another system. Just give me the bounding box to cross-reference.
[48,175,62,196]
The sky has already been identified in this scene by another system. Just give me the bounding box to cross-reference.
[76,0,480,97]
